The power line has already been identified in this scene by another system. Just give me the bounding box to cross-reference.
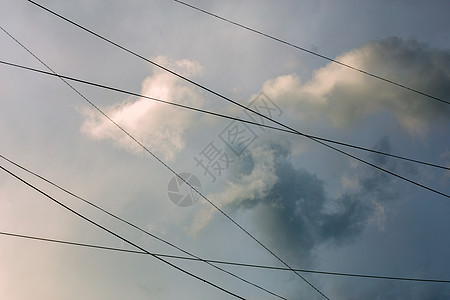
[173,0,450,106]
[0,164,246,300]
[0,59,446,173]
[0,28,295,299]
[22,1,450,200]
[2,59,449,199]
[5,8,330,296]
[1,58,448,299]
[6,2,446,298]
[1,21,325,297]
[5,22,450,172]
[12,2,450,296]
[0,153,285,299]
[2,231,450,284]
[0,26,283,298]
[0,55,447,297]
[9,58,449,296]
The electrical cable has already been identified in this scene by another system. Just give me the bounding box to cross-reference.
[0,152,286,299]
[1,55,448,299]
[22,1,450,199]
[13,59,449,299]
[172,0,450,105]
[2,230,449,284]
[2,59,449,199]
[0,163,246,300]
[0,58,446,172]
[3,42,329,300]
[11,3,450,296]
[2,16,327,295]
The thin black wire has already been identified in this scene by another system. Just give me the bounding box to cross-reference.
[7,4,330,295]
[173,0,450,106]
[0,60,446,300]
[0,26,283,298]
[0,164,246,300]
[1,16,323,296]
[0,153,285,299]
[15,3,450,297]
[2,59,449,200]
[15,27,450,176]
[0,58,447,172]
[0,24,299,299]
[2,231,449,284]
[23,0,449,200]
[3,1,446,297]
[14,61,449,299]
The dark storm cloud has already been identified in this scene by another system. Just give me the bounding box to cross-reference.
[226,138,396,261]
[330,277,450,300]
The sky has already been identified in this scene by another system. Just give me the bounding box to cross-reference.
[0,0,449,299]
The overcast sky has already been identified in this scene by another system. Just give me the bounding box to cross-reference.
[1,1,449,299]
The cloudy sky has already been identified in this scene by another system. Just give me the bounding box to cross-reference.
[1,0,449,299]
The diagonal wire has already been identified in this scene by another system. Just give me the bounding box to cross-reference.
[4,53,447,295]
[0,163,246,300]
[0,58,447,172]
[5,4,331,294]
[0,26,284,299]
[6,1,450,292]
[0,152,285,299]
[1,60,448,200]
[2,231,450,284]
[15,1,450,294]
[23,0,449,200]
[173,0,450,105]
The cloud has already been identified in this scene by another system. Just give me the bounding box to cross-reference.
[261,37,450,135]
[189,140,282,234]
[191,137,396,263]
[80,56,204,161]
[441,150,450,173]
[328,277,450,300]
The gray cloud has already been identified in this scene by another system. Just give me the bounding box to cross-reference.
[210,137,397,263]
[328,278,450,300]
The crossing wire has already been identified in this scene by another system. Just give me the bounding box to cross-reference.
[1,60,448,200]
[0,26,285,299]
[8,57,450,294]
[0,163,246,300]
[0,152,285,299]
[8,2,331,295]
[0,59,447,172]
[23,1,450,200]
[2,231,450,284]
[173,0,450,105]
[15,1,450,297]
[3,57,326,299]
[0,20,323,297]
[1,23,300,299]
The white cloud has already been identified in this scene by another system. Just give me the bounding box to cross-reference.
[80,56,204,161]
[262,37,450,135]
